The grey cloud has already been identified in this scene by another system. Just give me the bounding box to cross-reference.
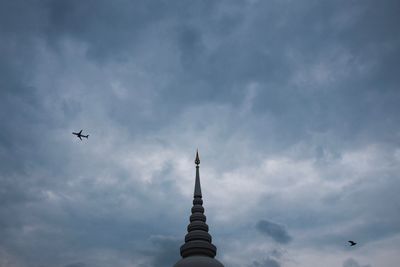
[3,0,399,147]
[343,258,371,267]
[148,236,181,267]
[251,258,281,267]
[45,0,166,61]
[268,157,400,248]
[44,0,220,63]
[177,26,205,69]
[1,0,400,266]
[256,220,292,244]
[64,263,86,267]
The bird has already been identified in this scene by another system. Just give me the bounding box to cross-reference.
[348,240,357,246]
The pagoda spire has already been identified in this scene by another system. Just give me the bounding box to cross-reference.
[194,149,202,198]
[179,150,217,258]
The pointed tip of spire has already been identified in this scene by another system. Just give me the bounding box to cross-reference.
[195,149,200,166]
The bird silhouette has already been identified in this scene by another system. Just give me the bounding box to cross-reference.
[348,240,357,246]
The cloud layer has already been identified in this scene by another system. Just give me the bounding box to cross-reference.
[256,220,292,244]
[1,0,400,266]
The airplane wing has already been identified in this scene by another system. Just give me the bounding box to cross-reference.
[79,129,83,134]
[78,135,82,140]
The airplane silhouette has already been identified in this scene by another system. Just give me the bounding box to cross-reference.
[72,130,89,140]
[348,240,357,246]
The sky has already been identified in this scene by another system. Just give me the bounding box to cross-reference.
[1,0,400,267]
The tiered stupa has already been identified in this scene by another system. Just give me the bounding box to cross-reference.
[173,151,224,267]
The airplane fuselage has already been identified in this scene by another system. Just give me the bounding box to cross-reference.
[72,130,89,140]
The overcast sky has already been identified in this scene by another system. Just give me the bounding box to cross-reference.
[1,1,400,267]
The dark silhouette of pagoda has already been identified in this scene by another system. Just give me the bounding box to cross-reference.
[173,151,224,267]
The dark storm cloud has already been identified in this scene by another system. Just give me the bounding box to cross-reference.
[45,0,166,61]
[43,0,220,64]
[3,0,397,146]
[256,220,292,244]
[177,26,205,68]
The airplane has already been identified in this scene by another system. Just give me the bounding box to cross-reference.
[72,129,89,140]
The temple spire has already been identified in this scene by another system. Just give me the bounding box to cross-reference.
[179,150,217,258]
[174,151,224,267]
[195,150,200,165]
[194,150,202,198]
